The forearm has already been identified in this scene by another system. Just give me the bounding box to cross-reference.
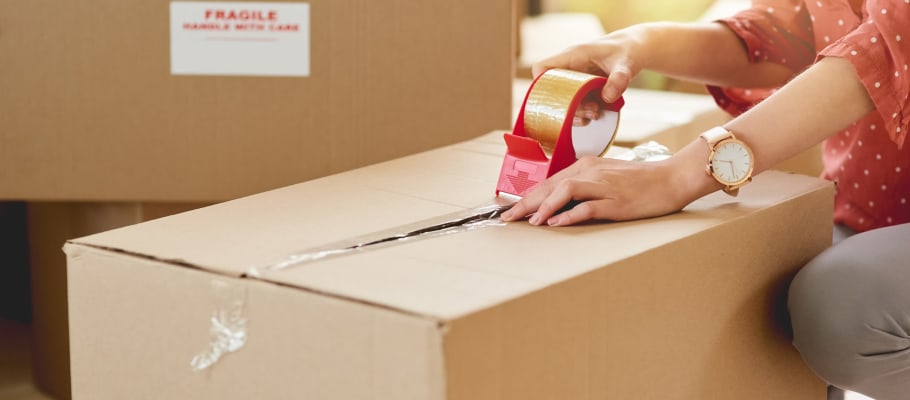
[728,56,873,172]
[631,21,793,88]
[671,56,876,202]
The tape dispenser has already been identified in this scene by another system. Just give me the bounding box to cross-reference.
[496,69,624,198]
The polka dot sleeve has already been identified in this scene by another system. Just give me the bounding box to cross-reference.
[708,0,816,116]
[818,0,910,149]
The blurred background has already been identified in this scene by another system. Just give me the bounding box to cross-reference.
[517,0,749,92]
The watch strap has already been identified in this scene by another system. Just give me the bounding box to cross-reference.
[700,126,734,145]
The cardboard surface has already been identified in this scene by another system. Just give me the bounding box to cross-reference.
[0,0,513,202]
[67,133,831,399]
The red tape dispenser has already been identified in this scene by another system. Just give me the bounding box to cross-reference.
[496,69,624,198]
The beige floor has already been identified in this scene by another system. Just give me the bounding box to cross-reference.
[0,319,53,400]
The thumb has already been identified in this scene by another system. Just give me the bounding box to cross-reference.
[601,64,632,103]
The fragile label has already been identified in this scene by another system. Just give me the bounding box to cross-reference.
[170,2,310,77]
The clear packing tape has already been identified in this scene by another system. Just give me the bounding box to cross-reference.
[523,69,621,157]
[247,201,514,277]
[190,280,248,372]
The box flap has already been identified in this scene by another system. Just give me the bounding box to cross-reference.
[70,135,832,320]
[70,142,505,272]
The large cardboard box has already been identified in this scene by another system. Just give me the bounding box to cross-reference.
[66,132,830,399]
[0,0,514,202]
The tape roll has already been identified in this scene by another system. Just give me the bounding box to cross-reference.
[496,69,625,197]
[523,69,622,157]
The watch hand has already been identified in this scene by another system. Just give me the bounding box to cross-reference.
[719,160,735,177]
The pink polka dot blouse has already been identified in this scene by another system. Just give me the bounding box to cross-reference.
[708,0,910,232]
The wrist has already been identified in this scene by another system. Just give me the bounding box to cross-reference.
[660,138,725,205]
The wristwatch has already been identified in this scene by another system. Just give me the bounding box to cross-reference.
[700,126,754,196]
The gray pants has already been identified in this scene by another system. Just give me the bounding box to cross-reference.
[788,223,910,400]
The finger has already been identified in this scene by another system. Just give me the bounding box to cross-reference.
[532,45,605,78]
[531,178,609,225]
[531,51,577,78]
[601,64,632,103]
[500,154,599,222]
[531,53,565,79]
[572,116,591,127]
[581,100,600,113]
[530,62,549,80]
[547,200,607,226]
[501,159,588,222]
[499,179,556,222]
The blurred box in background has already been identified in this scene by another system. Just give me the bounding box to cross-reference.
[0,0,514,203]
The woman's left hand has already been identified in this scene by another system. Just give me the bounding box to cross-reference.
[500,154,704,226]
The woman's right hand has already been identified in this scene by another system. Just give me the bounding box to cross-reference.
[532,26,649,104]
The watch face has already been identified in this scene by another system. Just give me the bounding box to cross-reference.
[710,139,754,184]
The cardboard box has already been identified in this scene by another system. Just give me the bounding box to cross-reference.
[66,132,829,399]
[28,202,210,399]
[0,0,514,202]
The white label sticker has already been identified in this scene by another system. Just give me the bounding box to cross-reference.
[170,2,310,77]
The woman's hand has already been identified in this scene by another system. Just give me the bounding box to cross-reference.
[500,157,683,226]
[500,140,721,226]
[573,93,604,127]
[533,27,649,104]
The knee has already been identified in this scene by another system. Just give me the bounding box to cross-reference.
[787,247,878,387]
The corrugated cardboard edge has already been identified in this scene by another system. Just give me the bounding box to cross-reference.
[63,241,449,325]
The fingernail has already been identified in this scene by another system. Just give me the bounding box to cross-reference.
[501,210,514,221]
[548,216,563,226]
[529,214,541,225]
[603,86,619,102]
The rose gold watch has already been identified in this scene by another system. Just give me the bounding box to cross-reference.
[700,126,754,196]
